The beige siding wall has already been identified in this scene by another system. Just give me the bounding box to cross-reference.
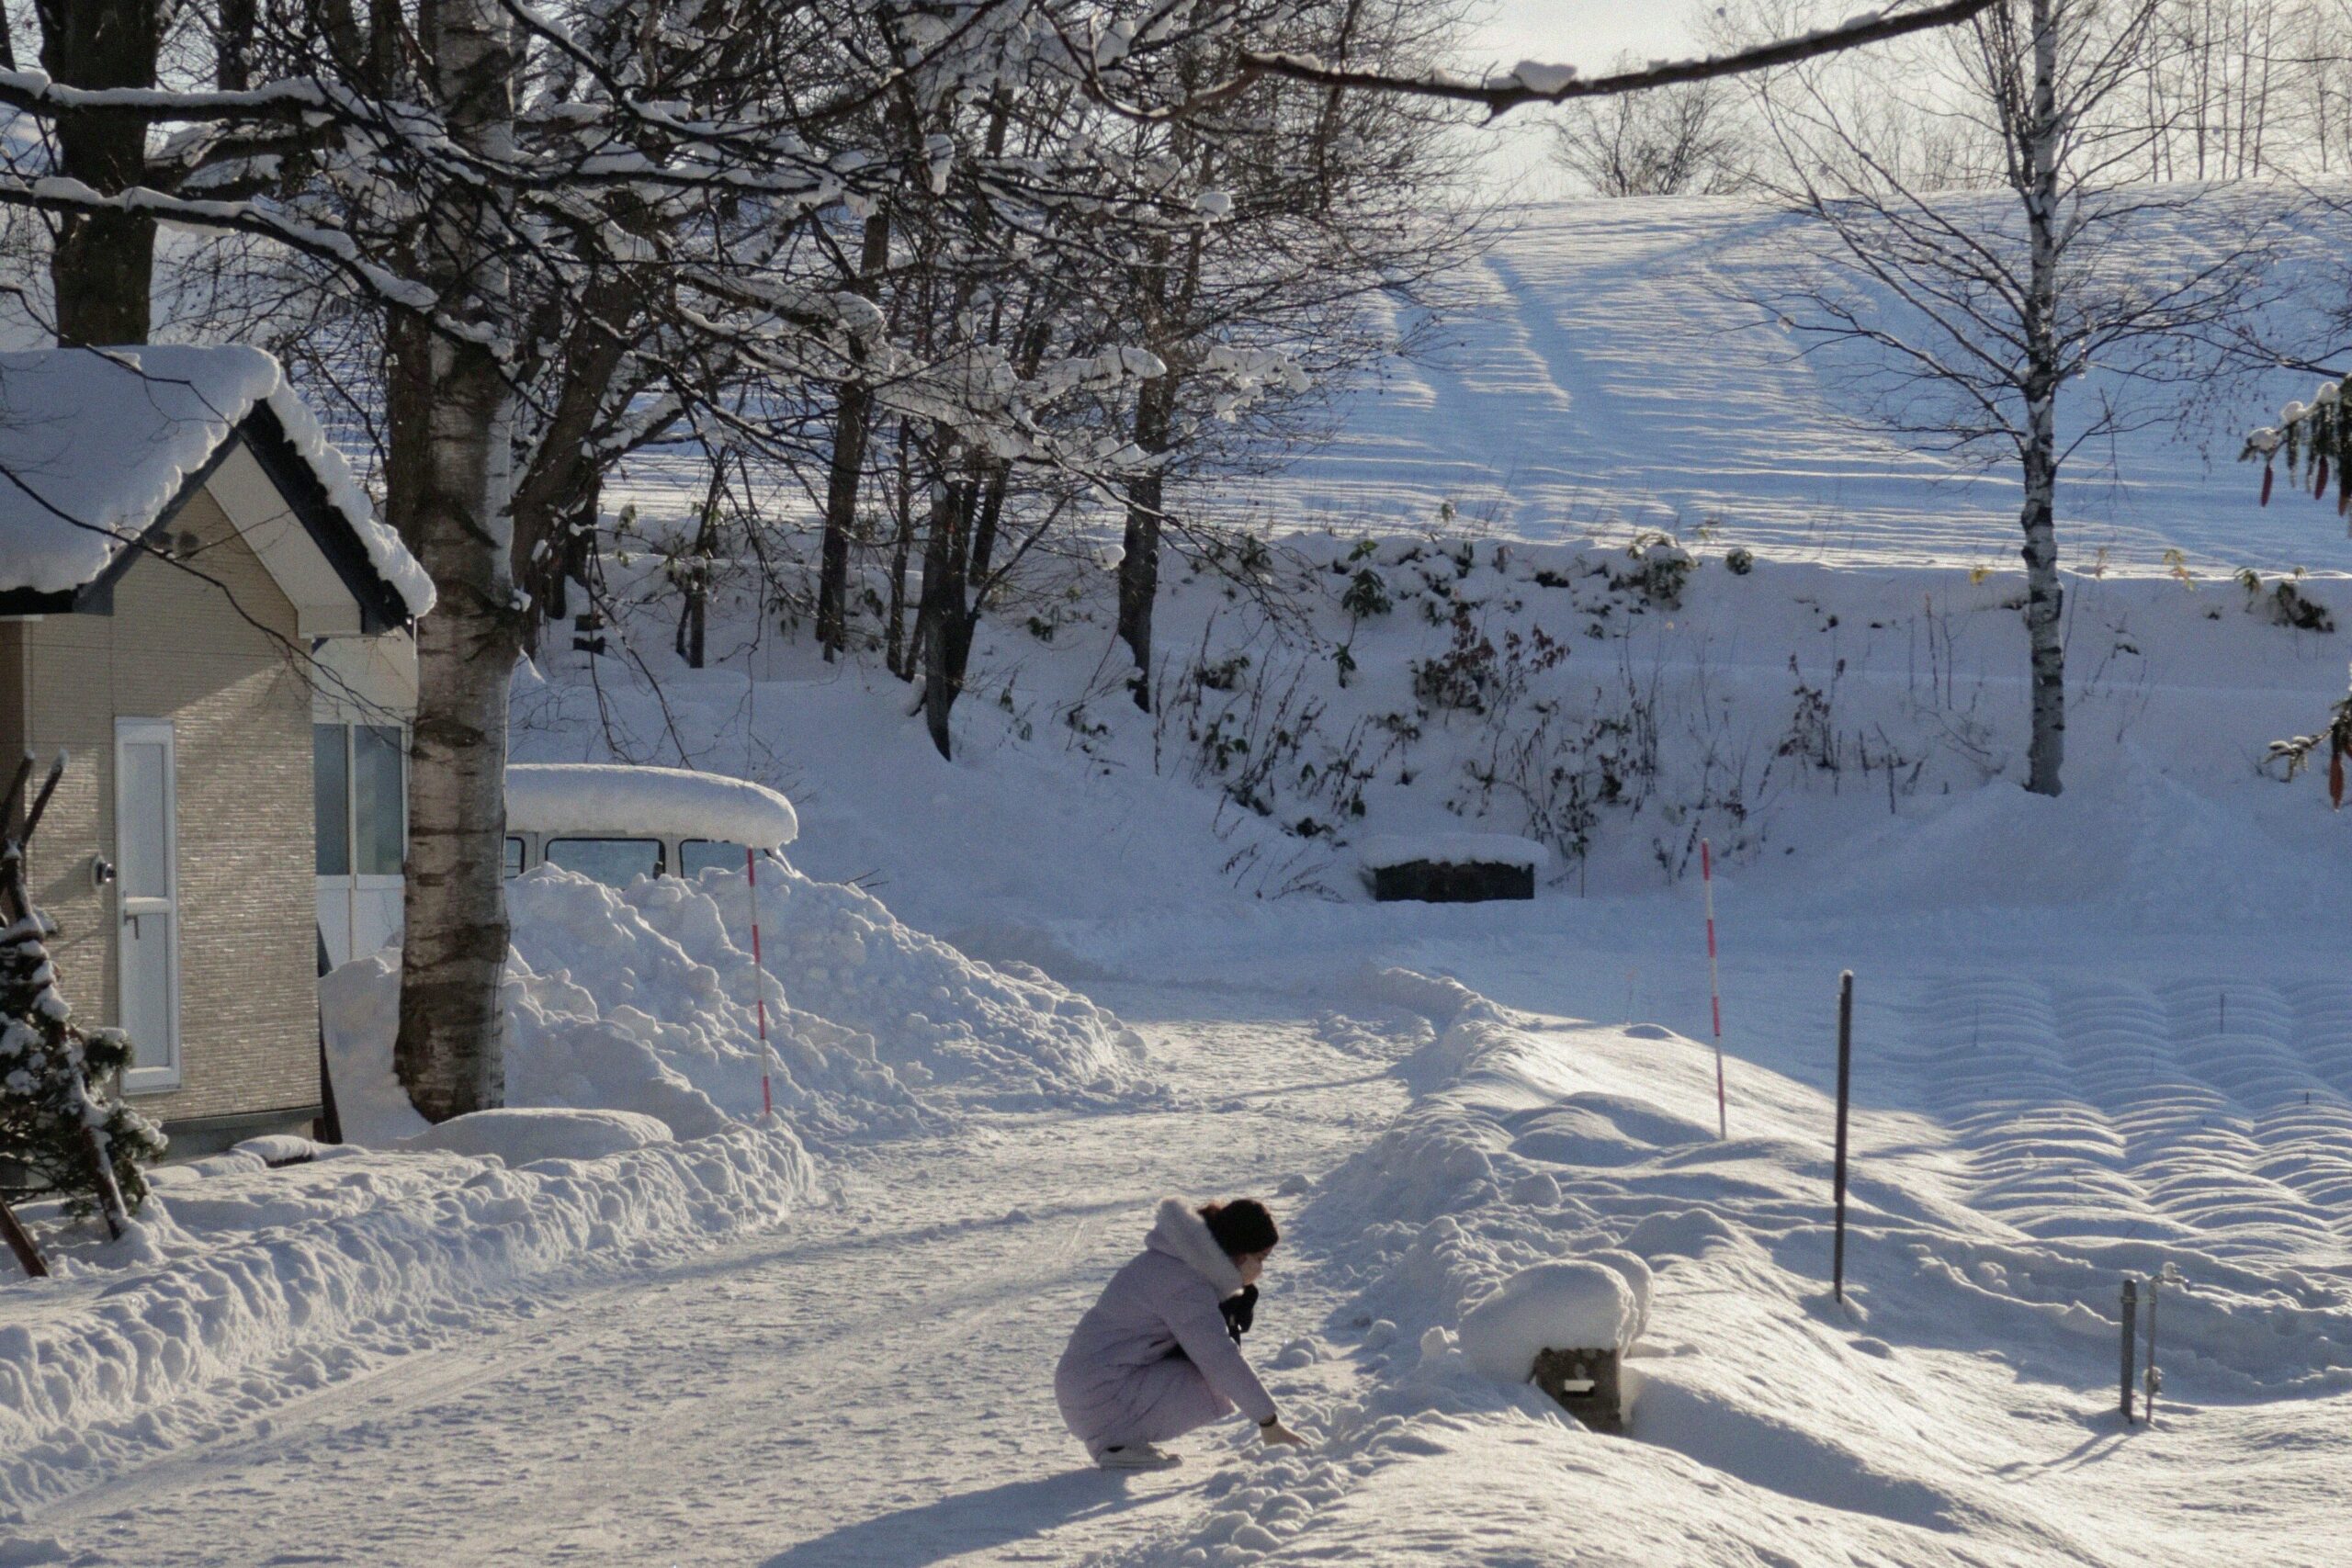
[6,484,320,1128]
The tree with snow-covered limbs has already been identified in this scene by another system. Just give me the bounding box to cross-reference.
[1731,0,2276,796]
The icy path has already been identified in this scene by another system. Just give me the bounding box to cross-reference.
[22,987,1411,1568]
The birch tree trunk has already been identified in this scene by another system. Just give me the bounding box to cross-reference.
[2018,0,2066,798]
[391,0,521,1122]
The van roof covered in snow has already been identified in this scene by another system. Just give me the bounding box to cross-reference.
[505,763,798,848]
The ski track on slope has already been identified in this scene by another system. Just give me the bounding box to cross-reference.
[17,993,1416,1568]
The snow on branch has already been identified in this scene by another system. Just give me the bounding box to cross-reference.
[2243,378,2352,512]
[1239,0,1996,118]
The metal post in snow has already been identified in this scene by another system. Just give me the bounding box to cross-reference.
[2145,1268,2165,1422]
[1832,969,1854,1303]
[746,846,774,1120]
[2120,1277,2138,1424]
[1702,838,1726,1140]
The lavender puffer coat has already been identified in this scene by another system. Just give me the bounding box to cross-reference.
[1054,1199,1278,1453]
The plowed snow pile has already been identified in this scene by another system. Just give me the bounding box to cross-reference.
[322,859,1154,1146]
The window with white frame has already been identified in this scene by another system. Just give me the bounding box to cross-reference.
[313,723,405,876]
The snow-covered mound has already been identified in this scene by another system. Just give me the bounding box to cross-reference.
[664,861,1151,1109]
[401,1107,673,1164]
[1457,1260,1640,1380]
[322,862,1154,1147]
[0,1127,813,1515]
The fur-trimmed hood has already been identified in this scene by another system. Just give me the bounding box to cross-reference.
[1145,1197,1246,1299]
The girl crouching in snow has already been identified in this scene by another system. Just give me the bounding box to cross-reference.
[1055,1197,1307,1470]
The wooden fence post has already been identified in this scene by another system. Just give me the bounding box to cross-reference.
[0,1199,46,1279]
[1832,970,1854,1303]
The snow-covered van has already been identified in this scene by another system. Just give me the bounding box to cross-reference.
[503,763,799,887]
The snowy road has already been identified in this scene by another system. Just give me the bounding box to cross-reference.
[23,987,1410,1568]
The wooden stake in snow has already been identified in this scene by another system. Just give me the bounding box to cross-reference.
[1702,839,1726,1139]
[746,847,775,1120]
[0,1197,45,1278]
[1832,969,1854,1303]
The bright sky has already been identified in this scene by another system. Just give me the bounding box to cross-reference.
[1459,1,1710,197]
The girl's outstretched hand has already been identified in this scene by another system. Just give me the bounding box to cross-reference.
[1259,1418,1307,1448]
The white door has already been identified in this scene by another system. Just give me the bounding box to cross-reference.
[116,719,181,1093]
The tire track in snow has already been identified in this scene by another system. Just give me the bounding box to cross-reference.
[22,998,1409,1568]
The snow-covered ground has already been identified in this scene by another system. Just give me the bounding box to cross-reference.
[7,525,2352,1563]
[12,188,2352,1566]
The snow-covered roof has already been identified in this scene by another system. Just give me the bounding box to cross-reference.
[505,764,799,848]
[1360,832,1551,872]
[0,344,434,620]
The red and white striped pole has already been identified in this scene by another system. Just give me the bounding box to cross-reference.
[747,846,774,1121]
[1702,838,1726,1140]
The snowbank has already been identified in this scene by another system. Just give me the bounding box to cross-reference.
[506,762,798,848]
[1359,832,1551,872]
[322,862,1154,1147]
[665,861,1152,1110]
[0,1126,813,1514]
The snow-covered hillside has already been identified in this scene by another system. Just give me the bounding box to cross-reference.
[1198,194,2344,574]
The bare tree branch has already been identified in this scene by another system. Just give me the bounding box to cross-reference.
[1239,0,1997,118]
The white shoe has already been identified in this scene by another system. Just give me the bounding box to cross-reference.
[1096,1442,1182,1471]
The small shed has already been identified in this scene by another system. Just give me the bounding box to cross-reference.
[0,345,432,1156]
[1361,832,1551,903]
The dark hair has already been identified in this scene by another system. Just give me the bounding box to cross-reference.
[1198,1198,1279,1258]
